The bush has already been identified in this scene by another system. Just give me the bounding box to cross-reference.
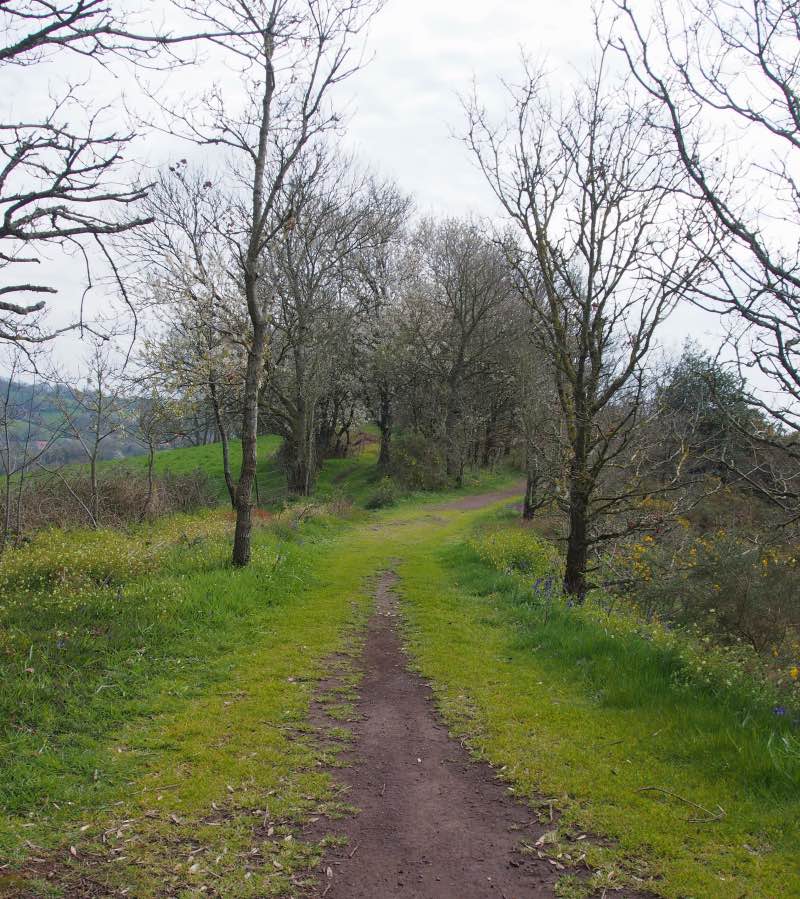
[1,468,217,536]
[365,477,397,510]
[471,527,562,581]
[390,432,448,491]
[615,531,800,655]
[0,529,157,599]
[465,526,800,715]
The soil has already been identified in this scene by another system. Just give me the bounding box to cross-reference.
[434,484,527,512]
[306,571,560,899]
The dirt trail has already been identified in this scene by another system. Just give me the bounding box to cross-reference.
[434,483,525,511]
[308,561,561,899]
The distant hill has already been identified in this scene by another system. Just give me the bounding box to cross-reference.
[1,377,150,468]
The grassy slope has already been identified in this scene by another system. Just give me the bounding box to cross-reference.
[397,513,800,898]
[110,433,386,506]
[107,435,283,503]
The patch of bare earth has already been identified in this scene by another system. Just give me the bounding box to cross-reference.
[304,571,560,898]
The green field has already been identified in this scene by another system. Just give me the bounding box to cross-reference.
[109,433,392,506]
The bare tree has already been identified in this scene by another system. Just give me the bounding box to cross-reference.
[132,389,183,519]
[47,341,131,526]
[0,1,224,344]
[134,165,248,507]
[465,58,717,596]
[608,0,800,511]
[150,0,385,564]
[0,348,61,551]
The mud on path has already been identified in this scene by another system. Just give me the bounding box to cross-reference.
[306,571,560,899]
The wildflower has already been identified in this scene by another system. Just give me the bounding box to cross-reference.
[773,705,788,717]
[791,666,799,681]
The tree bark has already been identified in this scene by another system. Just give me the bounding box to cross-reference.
[89,452,99,528]
[564,469,590,598]
[444,379,463,487]
[209,380,235,507]
[522,455,539,520]
[142,442,155,520]
[377,390,392,471]
[284,415,318,497]
[232,320,268,567]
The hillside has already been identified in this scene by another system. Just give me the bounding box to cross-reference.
[1,378,148,467]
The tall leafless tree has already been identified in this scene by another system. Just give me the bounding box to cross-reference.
[0,1,230,345]
[153,0,385,565]
[465,58,718,596]
[608,0,800,514]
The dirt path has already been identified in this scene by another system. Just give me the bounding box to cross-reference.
[434,483,525,511]
[308,569,560,898]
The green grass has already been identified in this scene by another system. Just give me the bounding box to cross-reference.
[107,435,283,503]
[108,433,390,506]
[396,514,800,898]
[5,459,797,897]
[0,471,520,895]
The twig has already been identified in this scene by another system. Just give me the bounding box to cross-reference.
[637,786,725,823]
[348,843,359,858]
[380,782,386,796]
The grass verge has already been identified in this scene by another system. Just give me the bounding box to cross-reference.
[395,514,800,898]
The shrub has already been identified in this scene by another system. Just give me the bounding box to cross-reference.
[0,529,157,599]
[466,527,800,715]
[365,477,397,510]
[1,468,216,537]
[471,527,562,581]
[390,432,448,491]
[614,531,800,655]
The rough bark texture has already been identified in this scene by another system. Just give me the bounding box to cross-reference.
[564,472,590,598]
[377,391,392,471]
[232,320,268,567]
[209,380,235,508]
[522,467,538,520]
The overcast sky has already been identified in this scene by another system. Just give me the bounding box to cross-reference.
[3,0,719,375]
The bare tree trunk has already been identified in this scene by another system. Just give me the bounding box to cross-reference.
[564,462,590,598]
[284,401,318,496]
[445,379,463,487]
[377,390,392,471]
[232,320,268,567]
[90,452,100,528]
[1,475,11,556]
[522,454,539,521]
[209,380,235,507]
[482,404,499,468]
[142,442,156,520]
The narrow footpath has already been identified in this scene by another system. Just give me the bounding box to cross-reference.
[308,567,559,899]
